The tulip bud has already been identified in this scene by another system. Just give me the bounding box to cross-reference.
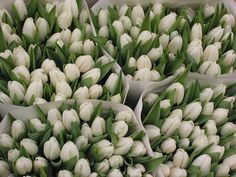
[199,88,214,103]
[60,141,79,162]
[20,138,38,156]
[183,102,202,121]
[8,81,25,102]
[79,9,89,24]
[41,59,56,75]
[137,30,153,45]
[58,170,73,177]
[206,26,224,44]
[13,0,27,21]
[81,68,101,87]
[73,86,89,100]
[159,12,176,32]
[30,69,48,84]
[221,122,236,136]
[131,5,144,22]
[58,11,72,29]
[0,49,12,59]
[0,91,12,104]
[8,148,20,163]
[222,50,236,66]
[144,125,161,141]
[105,40,116,57]
[198,61,221,76]
[118,5,128,16]
[107,155,123,169]
[60,28,72,46]
[106,74,121,94]
[179,138,190,149]
[75,135,88,150]
[1,23,12,41]
[110,94,122,103]
[62,109,80,131]
[83,39,95,55]
[98,26,109,37]
[152,2,163,15]
[97,56,111,66]
[55,81,72,98]
[161,113,181,136]
[11,119,26,139]
[156,164,170,177]
[75,55,95,73]
[137,55,152,70]
[90,140,114,161]
[192,154,211,176]
[130,26,140,39]
[64,63,80,82]
[114,137,133,155]
[190,23,202,41]
[36,17,49,41]
[112,121,128,138]
[166,82,185,105]
[161,138,176,154]
[33,157,48,173]
[120,33,132,48]
[169,167,187,177]
[0,134,13,149]
[91,117,106,136]
[159,34,170,49]
[211,108,229,125]
[53,121,65,137]
[203,44,219,62]
[8,34,22,44]
[24,80,43,104]
[202,102,214,116]
[208,145,225,158]
[89,84,103,99]
[134,68,152,81]
[187,40,203,65]
[143,93,158,108]
[94,159,109,175]
[221,14,235,28]
[216,164,230,177]
[54,93,66,102]
[49,68,66,86]
[179,121,194,138]
[112,20,124,36]
[98,9,109,27]
[47,32,61,47]
[190,126,205,141]
[74,158,91,176]
[69,41,83,54]
[147,45,163,62]
[47,108,61,126]
[213,84,226,99]
[70,29,81,44]
[115,111,132,124]
[12,66,30,84]
[204,4,215,18]
[29,118,46,132]
[22,18,36,39]
[107,169,123,177]
[119,16,131,31]
[130,141,146,157]
[223,154,236,170]
[127,166,142,177]
[12,46,30,68]
[192,135,208,151]
[15,157,32,175]
[204,120,217,135]
[168,35,183,55]
[78,102,94,122]
[81,123,93,140]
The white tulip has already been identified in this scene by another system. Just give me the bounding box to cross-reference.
[58,11,72,29]
[53,121,65,137]
[211,108,228,124]
[221,14,235,27]
[110,94,122,103]
[202,102,214,116]
[112,121,128,138]
[25,80,43,104]
[60,28,71,46]
[137,30,153,45]
[112,20,124,36]
[147,45,163,62]
[12,46,30,68]
[166,82,185,105]
[223,154,236,170]
[183,102,202,121]
[169,167,187,177]
[91,140,114,161]
[144,125,161,141]
[55,81,72,98]
[1,23,12,42]
[47,108,61,126]
[60,141,79,162]
[0,91,12,104]
[161,113,182,136]
[83,39,95,55]
[89,84,103,99]
[216,164,230,177]
[213,84,226,98]
[115,110,132,124]
[7,149,19,164]
[190,23,202,41]
[119,5,128,16]
[206,26,224,44]
[29,118,46,132]
[143,93,158,107]
[73,86,89,100]
[81,68,101,86]
[161,138,176,154]
[208,135,220,145]
[69,41,83,54]
[120,33,132,48]
[179,121,194,138]
[190,126,205,141]
[204,120,217,135]
[0,134,13,149]
[0,49,12,59]
[107,169,123,177]
[104,73,119,93]
[105,40,116,57]
[137,55,152,70]
[134,68,152,81]
[192,154,211,176]
[94,159,109,175]
[49,68,66,86]
[33,98,46,105]
[159,12,176,32]
[64,63,80,82]
[221,122,236,136]
[119,16,132,31]
[223,96,235,109]
[204,4,215,18]
[98,9,109,27]
[85,23,92,35]
[97,56,111,66]
[74,158,91,177]
[79,102,94,122]
[187,40,203,65]
[131,5,144,22]
[8,34,22,44]
[91,117,106,136]
[108,155,123,168]
[152,2,163,15]
[98,26,109,37]
[156,164,170,177]
[62,109,80,131]
[127,166,142,177]
[75,55,95,73]
[114,137,133,155]
[81,123,93,140]
[159,34,170,49]
[12,65,30,83]
[168,35,183,55]
[36,17,49,41]
[47,32,61,46]
[13,0,27,20]
[33,157,48,173]
[22,18,36,38]
[222,50,236,66]
[79,9,89,24]
[41,59,56,74]
[198,61,221,76]
[173,149,189,168]
[203,44,219,62]
[179,138,190,149]
[58,170,73,177]
[54,93,66,102]
[11,119,26,139]
[130,26,140,39]
[30,69,48,84]
[199,88,214,103]
[130,141,146,157]
[75,136,88,150]
[15,157,32,175]
[71,28,81,43]
[208,145,225,158]
[8,81,25,102]
[192,135,208,151]
[63,0,78,18]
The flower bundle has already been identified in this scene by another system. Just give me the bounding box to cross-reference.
[0,100,164,176]
[140,80,236,176]
[0,0,126,107]
[91,2,236,82]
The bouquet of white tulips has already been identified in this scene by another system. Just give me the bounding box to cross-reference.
[135,79,236,177]
[0,100,165,177]
[0,0,129,111]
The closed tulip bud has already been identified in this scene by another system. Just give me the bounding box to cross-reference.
[62,109,79,131]
[156,164,170,177]
[203,44,219,62]
[131,5,144,22]
[110,94,122,103]
[0,49,12,59]
[58,11,72,29]
[161,138,176,154]
[222,50,236,66]
[213,84,226,98]
[190,23,202,41]
[22,18,36,39]
[204,4,215,18]
[143,93,158,107]
[216,164,230,177]
[47,108,61,126]
[85,23,92,35]
[179,138,190,149]
[90,140,114,161]
[63,0,78,18]
[91,117,106,136]
[147,45,163,62]
[8,81,25,102]
[15,157,32,175]
[64,64,80,82]
[104,73,119,93]
[112,20,124,36]
[137,30,153,45]
[81,123,93,140]
[115,110,132,124]
[32,97,46,105]
[11,119,26,139]
[112,121,128,138]
[49,68,66,86]
[58,170,73,177]
[130,26,140,39]
[159,34,170,49]
[41,59,56,74]
[167,82,185,105]
[120,33,132,48]
[127,166,142,177]
[169,167,187,177]
[144,125,161,141]
[190,126,205,141]
[75,55,95,73]
[198,61,221,76]
[81,68,101,87]
[223,154,236,170]
[0,134,13,149]
[223,96,235,109]
[60,141,79,162]
[12,65,30,82]
[33,157,48,173]
[61,28,71,46]
[107,169,123,177]
[71,28,81,43]
[1,23,12,41]
[105,40,116,57]
[12,46,30,68]
[119,5,128,16]
[200,88,214,103]
[119,16,132,31]
[29,118,46,132]
[25,80,43,104]
[192,135,208,151]
[159,12,176,32]
[98,26,109,37]
[168,35,183,55]
[204,120,217,135]
[208,135,219,146]
[206,26,224,44]
[13,0,27,20]
[130,141,146,156]
[53,121,64,137]
[20,138,38,156]
[211,108,228,124]
[74,158,91,176]
[184,102,202,121]
[221,122,236,136]
[0,91,12,104]
[153,152,163,158]
[36,17,49,41]
[47,32,61,47]
[73,86,89,100]
[151,70,161,81]
[208,145,225,158]
[96,55,111,66]
[221,14,235,27]
[114,137,133,155]
[8,148,20,163]
[202,102,214,116]
[54,93,66,101]
[30,69,48,84]
[187,41,203,65]
[108,155,123,168]
[8,34,22,44]
[55,81,72,98]
[192,154,211,176]
[152,2,163,15]
[69,41,83,54]
[134,68,152,81]
[137,55,152,70]
[75,136,88,150]
[94,159,109,175]
[179,121,194,138]
[89,84,103,99]
[98,9,109,27]
[79,102,94,122]
[83,39,95,55]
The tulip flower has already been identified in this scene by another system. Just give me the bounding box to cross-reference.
[12,65,30,82]
[131,5,145,22]
[89,84,103,99]
[158,12,177,32]
[192,135,208,151]
[13,0,27,21]
[108,155,123,168]
[41,59,56,74]
[73,86,89,100]
[33,157,48,173]
[81,123,93,140]
[107,169,123,177]
[75,55,95,73]
[204,120,217,135]
[25,80,43,104]
[29,118,46,132]
[169,168,187,177]
[127,166,142,177]
[190,23,202,41]
[114,137,133,155]
[30,69,48,84]
[183,102,202,121]
[120,33,132,48]
[119,5,128,16]
[187,40,203,65]
[147,45,163,62]
[204,4,215,18]
[168,35,183,55]
[137,55,152,70]
[79,102,94,122]
[91,116,106,136]
[144,125,161,141]
[61,28,72,46]
[74,158,91,176]
[112,20,124,36]
[192,154,211,176]
[223,154,236,170]
[0,91,13,104]
[134,68,152,81]
[22,18,36,39]
[137,31,153,45]
[156,164,170,177]
[98,26,109,37]
[43,137,61,160]
[222,50,236,66]
[75,136,88,150]
[211,108,229,124]
[166,82,185,105]
[12,46,30,68]
[115,111,133,124]
[130,141,146,156]
[36,17,49,41]
[0,134,13,149]
[216,164,230,177]
[161,138,176,154]
[58,170,73,177]
[220,122,236,136]
[15,157,32,175]
[47,108,62,126]
[11,119,26,139]
[81,68,101,87]
[64,63,80,82]
[98,9,109,27]
[53,121,65,137]
[8,81,26,102]
[94,159,110,175]
[58,11,72,29]
[206,26,224,44]
[221,14,235,27]
[130,26,140,39]
[62,109,80,131]
[8,148,20,163]
[161,113,182,136]
[198,61,221,76]
[179,121,194,138]
[173,149,189,168]
[112,121,128,138]
[60,141,79,162]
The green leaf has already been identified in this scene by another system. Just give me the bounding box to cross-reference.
[28,0,38,17]
[196,115,210,126]
[182,82,195,106]
[71,122,80,141]
[141,9,151,32]
[46,48,64,70]
[63,156,77,171]
[175,63,191,85]
[43,84,53,101]
[90,134,108,144]
[165,52,185,75]
[142,156,166,173]
[213,93,224,108]
[219,134,235,146]
[90,102,102,123]
[120,41,135,59]
[89,9,99,30]
[108,6,119,22]
[0,26,7,52]
[34,105,47,123]
[188,165,201,175]
[81,78,93,88]
[220,148,236,161]
[39,127,52,148]
[140,39,153,56]
[130,131,145,141]
[143,99,160,127]
[98,60,115,82]
[0,80,9,95]
[113,71,123,95]
[166,15,182,34]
